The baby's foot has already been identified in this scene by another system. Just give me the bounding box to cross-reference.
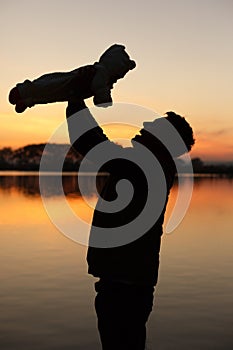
[15,101,27,113]
[9,87,20,104]
[9,87,27,113]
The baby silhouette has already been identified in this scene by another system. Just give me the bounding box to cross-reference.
[9,44,136,113]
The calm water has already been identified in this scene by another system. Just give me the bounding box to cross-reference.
[0,173,233,349]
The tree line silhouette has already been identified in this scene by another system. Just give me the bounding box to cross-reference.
[0,144,232,176]
[0,144,82,171]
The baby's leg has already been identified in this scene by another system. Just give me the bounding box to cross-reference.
[18,72,78,106]
[9,70,84,113]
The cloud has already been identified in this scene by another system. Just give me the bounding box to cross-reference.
[196,128,233,137]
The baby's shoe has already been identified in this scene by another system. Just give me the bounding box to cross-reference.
[9,87,27,113]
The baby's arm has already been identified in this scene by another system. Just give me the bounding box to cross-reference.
[91,65,113,107]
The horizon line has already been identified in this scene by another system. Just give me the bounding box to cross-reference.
[1,142,233,165]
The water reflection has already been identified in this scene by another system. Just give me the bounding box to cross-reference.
[0,173,108,197]
[2,172,230,198]
[0,174,233,350]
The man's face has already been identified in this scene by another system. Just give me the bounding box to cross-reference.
[131,126,150,144]
[143,121,155,129]
[132,120,156,142]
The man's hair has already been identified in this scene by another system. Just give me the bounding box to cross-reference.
[165,111,195,152]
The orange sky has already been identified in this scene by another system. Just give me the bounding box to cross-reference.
[1,0,232,163]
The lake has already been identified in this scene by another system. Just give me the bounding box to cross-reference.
[0,173,232,349]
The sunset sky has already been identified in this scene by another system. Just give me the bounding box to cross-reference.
[1,0,232,162]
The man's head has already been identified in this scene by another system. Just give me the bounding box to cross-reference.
[132,111,195,158]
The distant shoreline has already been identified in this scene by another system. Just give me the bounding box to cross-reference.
[0,170,232,178]
[0,144,233,177]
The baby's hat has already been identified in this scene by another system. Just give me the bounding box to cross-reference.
[98,44,136,76]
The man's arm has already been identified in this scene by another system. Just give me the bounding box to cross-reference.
[66,100,122,164]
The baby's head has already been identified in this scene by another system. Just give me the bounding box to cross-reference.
[99,44,136,81]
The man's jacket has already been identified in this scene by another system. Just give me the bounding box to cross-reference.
[66,102,176,286]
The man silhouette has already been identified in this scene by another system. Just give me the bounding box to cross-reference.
[66,100,195,350]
